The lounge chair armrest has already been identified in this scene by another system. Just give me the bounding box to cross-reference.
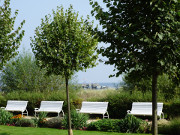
[1,107,5,109]
[76,109,80,112]
[34,108,39,111]
[127,110,131,113]
[161,112,164,119]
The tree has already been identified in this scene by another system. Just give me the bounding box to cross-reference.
[31,6,98,135]
[123,73,179,100]
[0,51,65,92]
[0,0,25,69]
[123,73,152,94]
[90,0,180,135]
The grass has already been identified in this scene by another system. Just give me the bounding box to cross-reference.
[77,89,120,101]
[0,125,150,135]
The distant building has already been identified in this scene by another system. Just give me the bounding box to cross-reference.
[81,83,108,90]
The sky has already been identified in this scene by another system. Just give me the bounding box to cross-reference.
[7,0,123,83]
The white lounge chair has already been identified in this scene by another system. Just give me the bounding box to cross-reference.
[127,102,164,119]
[1,100,28,116]
[77,101,109,119]
[34,101,64,117]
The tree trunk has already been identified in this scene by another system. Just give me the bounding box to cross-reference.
[65,77,73,135]
[152,71,158,135]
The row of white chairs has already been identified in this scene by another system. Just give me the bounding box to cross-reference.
[1,100,109,118]
[1,100,164,119]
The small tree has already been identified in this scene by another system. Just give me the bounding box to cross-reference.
[90,0,179,135]
[31,6,98,135]
[0,0,25,69]
[1,51,65,92]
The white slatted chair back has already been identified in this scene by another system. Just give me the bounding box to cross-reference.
[4,100,28,115]
[79,102,109,118]
[39,101,63,111]
[35,101,64,117]
[128,102,164,119]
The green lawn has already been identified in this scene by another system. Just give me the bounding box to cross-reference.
[0,126,150,135]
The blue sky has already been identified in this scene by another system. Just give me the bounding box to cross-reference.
[9,0,122,83]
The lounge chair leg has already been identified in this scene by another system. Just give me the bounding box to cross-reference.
[107,112,109,119]
[62,110,64,117]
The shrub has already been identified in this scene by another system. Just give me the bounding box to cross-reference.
[138,120,151,133]
[119,115,146,133]
[87,119,121,132]
[159,117,180,135]
[163,100,180,119]
[87,115,149,133]
[0,109,13,125]
[62,110,89,130]
[10,114,25,124]
[168,117,180,135]
[15,118,35,127]
[45,117,63,128]
[33,112,47,127]
[0,52,65,92]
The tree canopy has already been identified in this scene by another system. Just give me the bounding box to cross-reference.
[0,0,25,69]
[90,0,180,78]
[31,6,98,79]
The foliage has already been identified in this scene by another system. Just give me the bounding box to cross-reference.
[90,0,180,78]
[87,119,121,132]
[119,115,148,133]
[15,118,36,127]
[123,73,179,100]
[87,115,149,133]
[158,74,178,100]
[0,0,25,69]
[1,51,65,92]
[63,110,89,130]
[30,5,98,79]
[123,74,151,94]
[159,117,180,135]
[163,100,180,119]
[45,117,63,128]
[0,109,13,125]
[33,112,47,127]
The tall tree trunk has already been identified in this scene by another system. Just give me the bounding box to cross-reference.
[152,71,158,135]
[66,77,73,135]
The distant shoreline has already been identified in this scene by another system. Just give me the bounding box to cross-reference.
[79,82,124,89]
